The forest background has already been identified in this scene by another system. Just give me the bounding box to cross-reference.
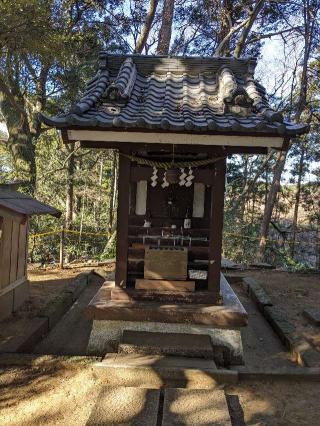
[0,0,319,270]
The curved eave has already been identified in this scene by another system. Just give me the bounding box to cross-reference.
[40,112,309,139]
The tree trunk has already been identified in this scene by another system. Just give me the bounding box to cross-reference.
[65,142,75,230]
[108,150,117,237]
[233,0,265,58]
[290,147,305,257]
[156,0,175,55]
[257,149,286,260]
[7,128,37,194]
[256,0,315,260]
[134,0,159,53]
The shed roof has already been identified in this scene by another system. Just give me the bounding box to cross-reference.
[0,189,61,218]
[41,53,308,138]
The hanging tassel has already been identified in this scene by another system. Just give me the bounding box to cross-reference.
[179,168,187,186]
[185,167,195,187]
[161,171,169,188]
[151,166,158,187]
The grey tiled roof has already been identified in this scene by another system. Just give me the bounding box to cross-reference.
[41,53,308,137]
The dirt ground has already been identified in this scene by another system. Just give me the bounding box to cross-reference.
[0,360,319,426]
[0,267,319,425]
[26,263,114,317]
[0,264,115,349]
[229,270,320,353]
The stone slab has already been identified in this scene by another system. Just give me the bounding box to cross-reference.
[263,306,320,367]
[64,272,88,301]
[303,308,320,326]
[119,330,214,359]
[38,291,74,329]
[263,306,296,347]
[13,280,29,312]
[136,279,195,292]
[233,366,320,382]
[242,276,273,311]
[0,317,48,353]
[162,388,231,425]
[94,353,237,388]
[0,289,13,321]
[87,320,244,366]
[86,386,160,426]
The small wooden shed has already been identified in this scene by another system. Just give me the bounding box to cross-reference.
[0,187,61,320]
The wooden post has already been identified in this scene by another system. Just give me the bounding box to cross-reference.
[115,151,130,287]
[208,158,226,303]
[59,225,65,269]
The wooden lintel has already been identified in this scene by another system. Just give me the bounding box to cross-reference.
[80,140,268,155]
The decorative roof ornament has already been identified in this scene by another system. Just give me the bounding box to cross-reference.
[225,87,254,116]
[103,58,137,105]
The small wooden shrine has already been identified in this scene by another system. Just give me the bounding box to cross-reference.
[42,54,307,329]
[0,185,61,320]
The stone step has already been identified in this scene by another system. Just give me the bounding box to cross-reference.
[162,388,232,425]
[86,386,232,426]
[86,386,160,426]
[119,330,215,359]
[93,353,238,389]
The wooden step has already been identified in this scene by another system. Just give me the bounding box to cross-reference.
[94,353,238,388]
[119,330,215,359]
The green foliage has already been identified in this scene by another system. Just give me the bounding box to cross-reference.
[0,0,319,270]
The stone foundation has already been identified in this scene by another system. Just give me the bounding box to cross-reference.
[87,319,244,365]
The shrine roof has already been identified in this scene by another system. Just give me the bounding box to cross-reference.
[41,53,308,137]
[0,189,61,218]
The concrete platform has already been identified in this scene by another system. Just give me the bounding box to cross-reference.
[87,320,244,365]
[119,330,215,359]
[93,353,238,388]
[162,388,231,425]
[86,274,248,328]
[86,386,160,426]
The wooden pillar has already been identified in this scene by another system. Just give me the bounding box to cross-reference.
[115,151,131,287]
[207,158,226,302]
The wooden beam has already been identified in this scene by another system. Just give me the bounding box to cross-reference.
[115,151,131,287]
[80,140,268,154]
[207,158,226,301]
[69,129,284,148]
